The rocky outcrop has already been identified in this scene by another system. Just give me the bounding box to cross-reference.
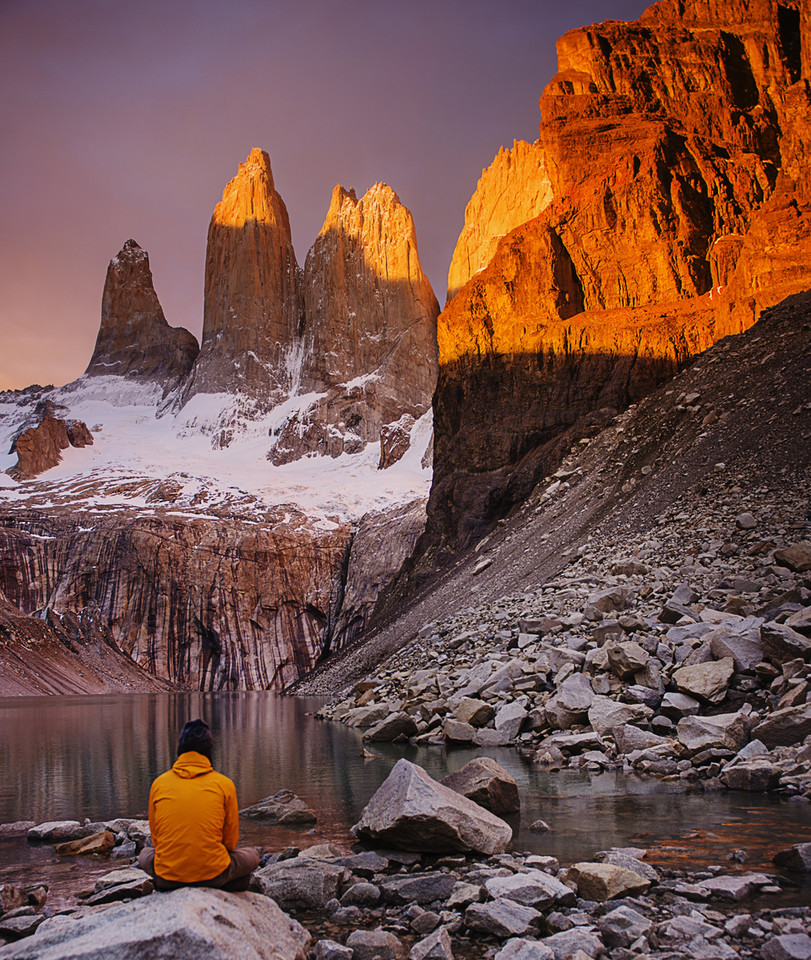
[446,140,552,303]
[0,510,352,691]
[0,489,433,692]
[7,402,93,481]
[268,184,438,463]
[84,240,199,386]
[182,148,303,402]
[418,0,811,566]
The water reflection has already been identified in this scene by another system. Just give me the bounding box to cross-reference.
[1,693,809,879]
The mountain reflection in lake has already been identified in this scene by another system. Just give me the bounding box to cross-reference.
[1,692,809,880]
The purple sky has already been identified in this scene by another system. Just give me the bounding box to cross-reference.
[0,0,650,390]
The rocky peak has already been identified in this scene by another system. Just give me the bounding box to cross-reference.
[301,181,438,401]
[84,240,199,386]
[268,181,438,465]
[446,140,552,303]
[181,148,303,402]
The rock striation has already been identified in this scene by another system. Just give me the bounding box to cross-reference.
[418,0,811,568]
[446,140,552,303]
[84,240,199,386]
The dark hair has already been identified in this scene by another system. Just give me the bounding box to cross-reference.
[177,719,213,759]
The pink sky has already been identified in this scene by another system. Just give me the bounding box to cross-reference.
[0,0,650,390]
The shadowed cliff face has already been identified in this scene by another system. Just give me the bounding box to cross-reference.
[84,240,199,387]
[0,511,352,691]
[413,0,811,572]
[268,182,439,464]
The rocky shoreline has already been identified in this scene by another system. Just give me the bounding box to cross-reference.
[1,755,811,959]
[315,471,811,803]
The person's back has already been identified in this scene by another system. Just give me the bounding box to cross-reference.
[139,719,259,891]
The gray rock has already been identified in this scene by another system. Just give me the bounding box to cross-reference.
[721,759,782,792]
[442,720,476,744]
[566,862,651,901]
[693,873,770,901]
[26,820,86,843]
[346,928,406,960]
[0,915,45,939]
[597,904,653,948]
[464,898,541,937]
[453,698,495,727]
[761,934,811,960]
[546,674,594,730]
[787,607,811,637]
[612,725,670,755]
[352,759,512,854]
[409,927,454,960]
[753,704,811,748]
[587,697,651,737]
[379,872,457,905]
[773,542,811,573]
[708,624,764,671]
[542,927,605,959]
[676,710,750,753]
[495,939,554,960]
[660,914,724,940]
[0,888,309,960]
[762,623,811,666]
[339,882,381,907]
[596,851,659,882]
[252,857,348,910]
[484,869,576,910]
[773,842,811,871]
[494,699,530,740]
[606,641,649,679]
[440,757,520,815]
[362,712,419,743]
[313,940,354,960]
[240,790,317,824]
[673,657,735,702]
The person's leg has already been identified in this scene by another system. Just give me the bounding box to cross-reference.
[205,847,261,892]
[136,846,185,891]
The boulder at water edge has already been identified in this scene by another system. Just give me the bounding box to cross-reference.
[0,887,310,960]
[440,756,520,815]
[352,758,512,854]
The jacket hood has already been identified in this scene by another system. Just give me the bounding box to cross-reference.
[171,751,214,779]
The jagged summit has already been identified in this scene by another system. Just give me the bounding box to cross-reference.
[180,147,303,404]
[84,239,198,386]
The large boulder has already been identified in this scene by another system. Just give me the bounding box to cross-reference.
[545,673,594,730]
[752,705,811,748]
[773,542,811,573]
[240,790,317,824]
[352,759,512,854]
[676,711,750,754]
[761,623,811,665]
[0,888,310,959]
[588,697,651,737]
[252,857,349,909]
[672,658,734,702]
[566,862,651,901]
[707,624,764,671]
[440,757,520,815]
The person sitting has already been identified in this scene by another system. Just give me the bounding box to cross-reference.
[138,718,259,891]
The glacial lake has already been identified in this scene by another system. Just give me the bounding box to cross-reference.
[1,692,809,900]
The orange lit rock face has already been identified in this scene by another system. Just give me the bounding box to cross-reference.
[446,140,552,304]
[85,240,199,385]
[184,148,303,400]
[426,0,810,558]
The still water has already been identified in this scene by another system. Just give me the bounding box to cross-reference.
[1,692,809,889]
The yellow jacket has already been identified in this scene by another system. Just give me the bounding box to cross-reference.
[148,751,239,883]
